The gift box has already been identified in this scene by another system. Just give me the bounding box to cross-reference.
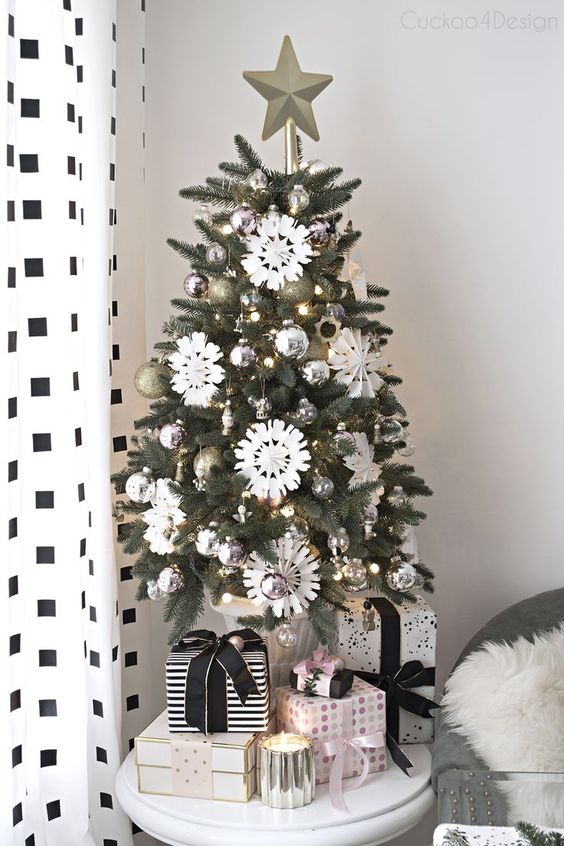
[166,628,270,734]
[290,648,354,699]
[135,709,276,802]
[337,596,438,744]
[276,676,387,789]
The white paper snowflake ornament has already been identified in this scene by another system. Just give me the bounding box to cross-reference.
[343,431,383,498]
[328,327,383,398]
[142,478,185,555]
[168,332,225,407]
[234,418,311,499]
[243,537,321,617]
[241,213,313,291]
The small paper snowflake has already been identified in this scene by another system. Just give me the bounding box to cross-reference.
[168,332,225,407]
[328,328,383,398]
[234,418,311,499]
[241,213,312,291]
[244,537,321,617]
[343,431,383,502]
[142,478,185,555]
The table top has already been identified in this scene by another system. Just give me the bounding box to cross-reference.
[116,744,434,846]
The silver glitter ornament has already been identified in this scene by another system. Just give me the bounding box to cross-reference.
[312,474,334,499]
[248,169,268,191]
[228,635,245,652]
[157,565,185,594]
[193,203,213,227]
[230,339,257,369]
[125,467,155,504]
[388,485,408,507]
[134,361,170,399]
[326,302,345,321]
[328,527,350,555]
[380,419,404,444]
[195,522,220,557]
[183,271,209,298]
[276,622,297,648]
[230,203,257,235]
[240,289,262,311]
[306,158,330,175]
[217,537,247,569]
[221,400,234,435]
[260,572,289,600]
[287,183,310,214]
[296,397,318,424]
[193,447,224,483]
[277,275,315,305]
[274,319,309,360]
[385,559,417,592]
[147,579,164,601]
[333,424,355,455]
[206,243,227,264]
[208,277,239,307]
[159,422,185,450]
[341,558,368,590]
[308,218,331,246]
[398,434,416,457]
[284,517,310,542]
[300,359,330,386]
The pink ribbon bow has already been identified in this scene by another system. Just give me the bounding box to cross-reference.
[316,731,385,812]
[293,648,336,677]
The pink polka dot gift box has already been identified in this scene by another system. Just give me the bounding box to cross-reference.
[276,676,387,788]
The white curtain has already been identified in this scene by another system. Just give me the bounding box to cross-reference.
[1,1,134,844]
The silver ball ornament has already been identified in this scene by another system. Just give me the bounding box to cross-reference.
[274,320,309,360]
[388,485,408,507]
[230,339,257,369]
[265,203,282,222]
[308,218,331,246]
[240,289,262,310]
[300,359,330,386]
[306,158,330,175]
[284,517,310,542]
[206,243,227,264]
[183,271,209,298]
[195,522,220,557]
[159,422,185,450]
[227,635,245,652]
[341,558,368,590]
[157,566,185,594]
[328,527,350,555]
[147,579,164,601]
[380,419,405,444]
[312,474,334,499]
[296,397,318,424]
[385,559,417,592]
[217,537,247,569]
[333,425,355,456]
[125,468,155,503]
[193,203,213,227]
[260,572,289,600]
[230,203,257,235]
[248,169,268,191]
[276,622,297,648]
[287,183,310,214]
[134,361,170,399]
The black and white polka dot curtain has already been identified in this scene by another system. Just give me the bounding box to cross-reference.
[3,1,134,843]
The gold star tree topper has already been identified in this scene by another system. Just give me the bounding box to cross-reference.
[243,36,332,174]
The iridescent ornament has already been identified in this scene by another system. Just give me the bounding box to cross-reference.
[333,423,356,456]
[230,339,256,369]
[183,271,209,298]
[284,517,310,542]
[217,537,247,569]
[388,485,408,507]
[147,579,164,601]
[248,168,268,191]
[398,434,416,457]
[134,361,170,399]
[157,565,185,594]
[230,203,257,236]
[277,274,315,305]
[385,558,417,592]
[274,319,309,360]
[380,419,404,444]
[287,183,310,214]
[326,302,345,321]
[300,359,330,386]
[260,572,289,600]
[193,446,224,482]
[159,422,185,450]
[276,622,297,648]
[221,400,234,435]
[306,158,330,175]
[193,203,213,227]
[125,467,155,504]
[308,218,331,246]
[208,277,238,307]
[296,397,318,424]
[240,289,262,310]
[206,243,226,264]
[312,474,334,499]
[195,522,220,557]
[341,558,368,591]
[328,527,350,555]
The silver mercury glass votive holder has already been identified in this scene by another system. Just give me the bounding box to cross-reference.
[259,733,315,809]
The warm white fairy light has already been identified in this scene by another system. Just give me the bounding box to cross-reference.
[369,562,380,574]
[297,304,309,316]
[222,592,233,604]
[314,285,323,295]
[222,224,233,235]
[263,356,275,368]
[250,311,261,322]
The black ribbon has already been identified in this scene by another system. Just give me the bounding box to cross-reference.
[172,628,266,735]
[355,597,439,776]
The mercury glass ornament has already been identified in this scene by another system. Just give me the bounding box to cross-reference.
[248,168,268,191]
[157,565,185,594]
[308,218,331,246]
[380,419,404,444]
[217,537,247,569]
[159,421,185,450]
[183,271,209,298]
[300,359,330,386]
[206,243,227,264]
[230,338,256,369]
[398,434,416,457]
[306,158,330,175]
[284,517,310,542]
[193,446,224,481]
[312,474,334,499]
[287,183,310,214]
[208,277,238,307]
[328,527,350,555]
[333,423,355,456]
[240,289,262,311]
[341,558,368,590]
[326,302,345,321]
[193,203,213,227]
[274,320,309,360]
[230,203,257,235]
[195,522,220,557]
[296,397,318,424]
[146,579,164,601]
[385,559,417,592]
[276,621,297,648]
[388,485,408,507]
[277,274,315,305]
[260,572,289,600]
[134,361,170,399]
[125,467,155,504]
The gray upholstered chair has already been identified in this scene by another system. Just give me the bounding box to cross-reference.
[432,588,564,824]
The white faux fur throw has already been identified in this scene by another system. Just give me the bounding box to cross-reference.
[442,625,564,825]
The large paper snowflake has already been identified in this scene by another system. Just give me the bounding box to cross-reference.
[343,431,382,500]
[234,418,311,499]
[243,537,321,618]
[328,328,383,398]
[241,213,312,291]
[142,478,185,555]
[168,332,225,407]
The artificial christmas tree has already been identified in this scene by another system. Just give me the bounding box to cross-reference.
[113,36,433,649]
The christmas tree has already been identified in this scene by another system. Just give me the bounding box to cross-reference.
[113,37,433,647]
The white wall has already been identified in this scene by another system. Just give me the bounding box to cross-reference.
[141,1,564,839]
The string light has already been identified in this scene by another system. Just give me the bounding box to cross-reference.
[222,592,233,604]
[250,311,261,322]
[333,570,343,581]
[369,562,380,575]
[297,304,309,316]
[222,224,233,235]
[314,285,323,295]
[263,356,275,368]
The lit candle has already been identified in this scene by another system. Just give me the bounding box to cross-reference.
[259,732,315,808]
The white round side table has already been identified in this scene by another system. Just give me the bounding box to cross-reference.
[116,744,435,846]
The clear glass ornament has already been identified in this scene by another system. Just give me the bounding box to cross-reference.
[274,320,309,360]
[284,517,309,542]
[206,243,227,264]
[125,467,155,504]
[385,559,417,592]
[195,522,220,557]
[306,158,330,175]
[341,558,367,590]
[300,359,330,386]
[147,579,164,601]
[326,302,345,321]
[260,572,289,600]
[276,621,297,648]
[248,168,268,191]
[193,203,213,227]
[240,289,262,310]
[296,397,318,424]
[312,474,334,499]
[398,434,416,457]
[217,537,247,569]
[380,419,404,444]
[333,423,355,455]
[328,527,350,555]
[230,338,257,369]
[287,183,310,214]
[388,485,408,507]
